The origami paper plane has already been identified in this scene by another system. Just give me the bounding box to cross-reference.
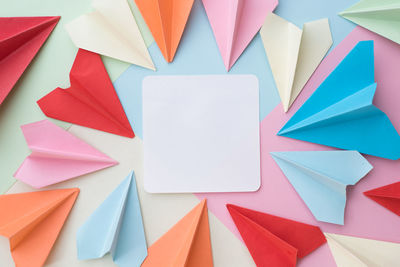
[340,0,400,45]
[364,181,400,216]
[14,120,117,188]
[260,13,332,112]
[135,0,194,63]
[0,16,59,105]
[271,150,373,225]
[77,171,147,267]
[278,40,400,160]
[37,49,134,138]
[141,199,213,267]
[202,0,278,71]
[65,0,155,70]
[326,233,400,267]
[227,204,326,267]
[0,188,79,267]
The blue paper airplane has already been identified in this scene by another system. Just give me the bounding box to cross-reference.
[271,150,373,225]
[278,40,400,160]
[76,171,147,267]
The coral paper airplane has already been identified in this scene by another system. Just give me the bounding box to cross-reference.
[14,120,117,188]
[37,49,135,138]
[135,0,194,63]
[364,181,400,216]
[0,16,59,104]
[340,0,400,45]
[260,13,332,112]
[141,199,213,267]
[65,0,155,70]
[202,0,278,71]
[77,171,147,267]
[227,204,326,267]
[278,41,400,160]
[326,233,400,267]
[271,151,372,225]
[0,188,79,267]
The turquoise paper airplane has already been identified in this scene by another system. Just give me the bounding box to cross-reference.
[271,150,373,225]
[278,41,400,160]
[76,171,147,267]
[340,0,400,45]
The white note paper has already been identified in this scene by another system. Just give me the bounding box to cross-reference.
[142,75,260,193]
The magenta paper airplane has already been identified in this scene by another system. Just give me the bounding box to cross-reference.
[14,120,117,188]
[202,0,278,71]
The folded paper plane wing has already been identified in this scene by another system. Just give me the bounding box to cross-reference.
[0,188,79,267]
[135,0,194,63]
[14,120,117,188]
[141,199,213,267]
[340,0,400,45]
[37,49,135,138]
[0,16,59,104]
[77,171,147,267]
[227,204,326,267]
[65,0,154,70]
[326,233,400,267]
[271,150,372,225]
[260,13,332,112]
[278,41,400,160]
[202,0,278,71]
[364,181,400,216]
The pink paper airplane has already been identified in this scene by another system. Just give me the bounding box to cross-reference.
[14,120,117,188]
[202,0,278,71]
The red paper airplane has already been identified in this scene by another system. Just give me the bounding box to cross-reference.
[0,16,60,104]
[37,49,134,138]
[364,181,400,216]
[227,204,326,267]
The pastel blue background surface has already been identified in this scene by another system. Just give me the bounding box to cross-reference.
[114,0,357,139]
[271,151,373,225]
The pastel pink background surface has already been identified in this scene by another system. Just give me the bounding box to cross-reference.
[197,26,400,266]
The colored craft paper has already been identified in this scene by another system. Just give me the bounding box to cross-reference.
[77,171,147,267]
[326,233,400,267]
[0,16,59,105]
[65,0,154,70]
[141,199,213,267]
[197,26,400,267]
[340,0,400,45]
[0,188,79,267]
[278,40,400,160]
[364,181,400,216]
[271,151,372,225]
[227,204,326,267]
[202,0,278,71]
[37,49,134,138]
[135,0,194,63]
[143,75,260,193]
[14,120,117,188]
[260,13,332,112]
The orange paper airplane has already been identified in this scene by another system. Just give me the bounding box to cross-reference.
[0,188,79,267]
[141,199,213,267]
[135,0,194,62]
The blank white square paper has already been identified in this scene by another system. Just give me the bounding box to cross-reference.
[142,75,260,193]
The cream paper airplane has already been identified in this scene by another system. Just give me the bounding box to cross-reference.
[260,13,332,112]
[65,0,155,70]
[325,233,400,267]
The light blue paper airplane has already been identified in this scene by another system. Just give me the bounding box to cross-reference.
[76,171,147,267]
[278,41,400,160]
[271,150,373,225]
